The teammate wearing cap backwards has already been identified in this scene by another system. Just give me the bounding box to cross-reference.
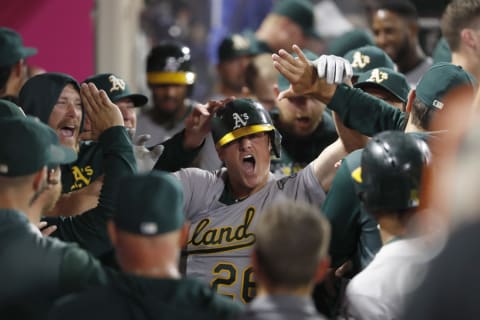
[49,171,243,320]
[0,27,37,102]
[135,41,197,148]
[343,45,395,83]
[341,131,432,320]
[173,97,341,303]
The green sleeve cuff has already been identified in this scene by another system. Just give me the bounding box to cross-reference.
[154,130,204,172]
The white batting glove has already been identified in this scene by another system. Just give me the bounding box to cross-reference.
[314,55,353,84]
[133,134,164,172]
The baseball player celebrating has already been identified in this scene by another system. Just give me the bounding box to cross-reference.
[174,97,344,303]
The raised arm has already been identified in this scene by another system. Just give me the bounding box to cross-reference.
[273,46,406,136]
[46,83,136,257]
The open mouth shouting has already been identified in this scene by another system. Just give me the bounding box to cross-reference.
[242,154,256,175]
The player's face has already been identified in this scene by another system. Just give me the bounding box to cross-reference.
[115,98,137,130]
[218,132,271,197]
[48,84,82,151]
[218,56,251,93]
[372,10,411,62]
[277,96,325,137]
[148,83,188,118]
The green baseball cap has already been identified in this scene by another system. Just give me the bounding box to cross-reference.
[0,99,26,118]
[114,171,184,236]
[84,73,148,107]
[0,116,77,176]
[273,0,319,39]
[355,67,410,103]
[0,27,37,67]
[432,37,452,64]
[327,29,374,57]
[416,63,476,110]
[278,49,318,92]
[218,34,252,63]
[344,45,395,76]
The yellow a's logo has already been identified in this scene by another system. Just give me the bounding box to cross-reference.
[70,165,94,190]
[351,51,370,69]
[366,68,389,84]
[108,75,126,92]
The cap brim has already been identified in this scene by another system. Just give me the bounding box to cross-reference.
[20,47,38,59]
[355,82,406,103]
[113,93,148,107]
[48,144,77,167]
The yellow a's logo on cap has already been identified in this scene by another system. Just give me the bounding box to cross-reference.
[366,68,388,84]
[108,75,126,92]
[352,51,370,69]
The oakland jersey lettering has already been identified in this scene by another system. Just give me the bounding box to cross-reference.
[188,207,256,254]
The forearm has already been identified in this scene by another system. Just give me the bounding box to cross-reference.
[327,85,407,136]
[312,139,348,191]
[48,126,136,256]
[153,130,204,172]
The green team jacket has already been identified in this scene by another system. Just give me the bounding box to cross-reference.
[49,275,243,320]
[270,109,338,176]
[61,130,201,193]
[328,84,407,136]
[321,149,382,271]
[0,209,108,320]
[46,126,137,257]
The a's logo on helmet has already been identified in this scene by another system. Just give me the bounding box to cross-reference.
[366,69,388,83]
[232,112,249,129]
[108,75,126,92]
[352,51,370,69]
[165,55,189,72]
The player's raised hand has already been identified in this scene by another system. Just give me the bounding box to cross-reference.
[81,83,124,136]
[272,45,316,100]
[183,98,232,149]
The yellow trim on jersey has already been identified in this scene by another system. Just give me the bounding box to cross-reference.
[351,167,363,183]
[147,71,195,85]
[216,124,274,148]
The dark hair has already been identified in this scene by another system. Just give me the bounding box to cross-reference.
[410,97,436,130]
[374,0,418,21]
[442,0,480,51]
[0,65,13,95]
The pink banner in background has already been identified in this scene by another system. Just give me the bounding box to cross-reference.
[1,0,95,81]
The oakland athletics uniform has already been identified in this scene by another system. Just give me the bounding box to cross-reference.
[174,163,325,303]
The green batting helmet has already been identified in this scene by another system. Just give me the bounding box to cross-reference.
[211,98,282,158]
[352,131,430,213]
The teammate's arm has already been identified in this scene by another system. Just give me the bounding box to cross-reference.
[273,46,407,136]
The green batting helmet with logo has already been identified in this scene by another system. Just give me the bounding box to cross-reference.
[211,98,282,157]
[352,131,430,213]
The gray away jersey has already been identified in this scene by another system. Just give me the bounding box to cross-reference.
[173,164,325,303]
